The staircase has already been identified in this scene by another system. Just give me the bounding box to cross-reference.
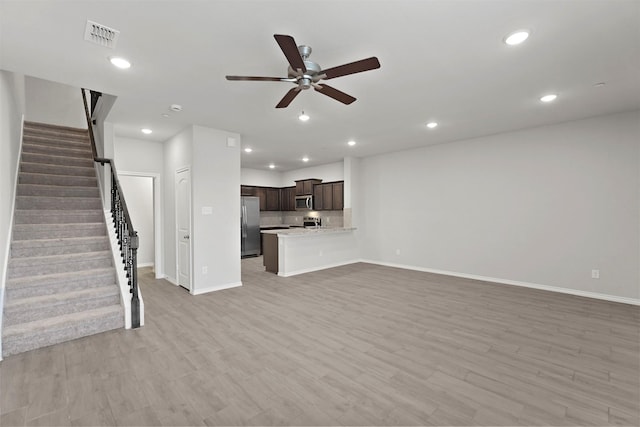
[2,121,124,357]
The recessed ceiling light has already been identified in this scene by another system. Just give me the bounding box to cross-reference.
[302,157,309,162]
[593,82,606,87]
[161,113,170,118]
[540,94,558,103]
[109,56,131,69]
[504,30,530,46]
[269,164,276,169]
[298,111,310,122]
[141,128,152,134]
[347,140,356,146]
[426,122,438,129]
[244,148,252,153]
[170,104,183,112]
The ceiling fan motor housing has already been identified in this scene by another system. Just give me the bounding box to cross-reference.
[286,45,321,90]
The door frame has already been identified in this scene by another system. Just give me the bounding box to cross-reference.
[119,171,163,279]
[175,166,193,293]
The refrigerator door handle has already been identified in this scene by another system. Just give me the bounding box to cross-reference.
[242,205,247,238]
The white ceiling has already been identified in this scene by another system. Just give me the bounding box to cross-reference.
[1,1,639,171]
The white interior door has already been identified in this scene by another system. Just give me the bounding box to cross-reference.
[176,168,191,291]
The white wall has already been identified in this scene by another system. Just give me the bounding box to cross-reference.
[192,125,241,293]
[114,137,163,174]
[359,111,640,302]
[118,176,154,267]
[0,70,26,359]
[241,168,281,187]
[25,76,86,129]
[163,127,193,282]
[280,161,344,186]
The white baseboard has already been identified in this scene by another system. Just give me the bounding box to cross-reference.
[360,259,640,306]
[278,259,360,277]
[192,281,242,295]
[137,262,154,268]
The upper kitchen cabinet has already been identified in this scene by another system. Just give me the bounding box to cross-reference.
[265,187,280,211]
[240,185,280,211]
[332,181,344,210]
[313,181,344,210]
[241,185,256,196]
[280,186,296,211]
[295,179,322,195]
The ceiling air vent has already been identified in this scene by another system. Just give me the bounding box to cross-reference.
[84,20,120,48]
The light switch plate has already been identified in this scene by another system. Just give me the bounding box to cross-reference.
[201,206,213,215]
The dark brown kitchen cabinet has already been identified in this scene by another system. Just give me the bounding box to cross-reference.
[332,181,344,210]
[241,185,280,211]
[313,181,344,210]
[254,187,267,210]
[295,179,322,195]
[313,184,323,210]
[241,185,256,196]
[280,186,296,211]
[322,184,333,210]
[265,187,280,211]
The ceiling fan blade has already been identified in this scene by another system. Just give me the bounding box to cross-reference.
[314,84,356,105]
[320,57,381,80]
[274,34,307,73]
[275,87,301,108]
[226,76,296,82]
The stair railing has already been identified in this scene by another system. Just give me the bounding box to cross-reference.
[81,89,140,328]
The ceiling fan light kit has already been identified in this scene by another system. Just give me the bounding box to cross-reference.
[226,34,381,108]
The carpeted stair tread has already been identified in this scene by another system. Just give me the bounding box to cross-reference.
[12,222,107,240]
[16,195,103,210]
[20,162,96,177]
[22,135,92,150]
[11,236,110,257]
[21,152,93,168]
[2,305,124,357]
[24,121,89,135]
[22,143,92,160]
[7,250,112,279]
[5,267,116,296]
[19,172,98,187]
[3,286,120,326]
[17,183,100,198]
[14,209,104,224]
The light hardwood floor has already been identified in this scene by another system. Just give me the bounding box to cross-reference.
[1,258,638,426]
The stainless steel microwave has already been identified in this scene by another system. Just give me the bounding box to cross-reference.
[295,195,313,210]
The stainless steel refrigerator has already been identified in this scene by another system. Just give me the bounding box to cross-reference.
[241,196,260,257]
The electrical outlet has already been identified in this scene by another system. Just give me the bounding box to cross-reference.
[591,269,599,279]
[396,249,401,255]
[202,266,208,275]
[319,250,323,257]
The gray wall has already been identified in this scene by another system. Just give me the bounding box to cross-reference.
[25,76,86,128]
[359,111,640,301]
[0,70,26,359]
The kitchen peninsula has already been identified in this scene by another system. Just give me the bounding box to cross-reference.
[261,227,358,276]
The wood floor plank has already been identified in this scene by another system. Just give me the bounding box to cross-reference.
[0,260,637,426]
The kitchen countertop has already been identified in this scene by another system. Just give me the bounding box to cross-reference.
[260,227,356,236]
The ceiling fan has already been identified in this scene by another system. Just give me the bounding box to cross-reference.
[226,34,381,108]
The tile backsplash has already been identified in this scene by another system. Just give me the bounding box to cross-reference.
[260,211,344,227]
